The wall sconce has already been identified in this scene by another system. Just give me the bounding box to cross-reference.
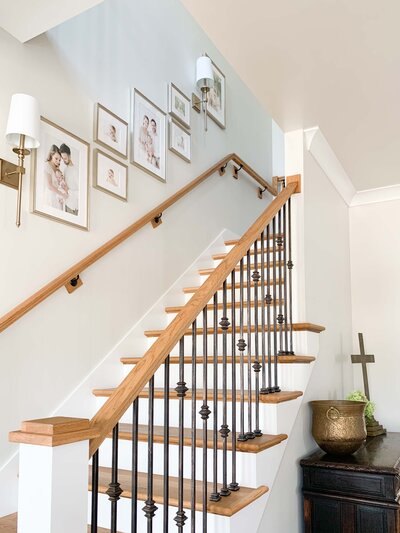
[192,55,214,131]
[0,93,40,227]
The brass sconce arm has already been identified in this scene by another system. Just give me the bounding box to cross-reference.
[0,134,29,227]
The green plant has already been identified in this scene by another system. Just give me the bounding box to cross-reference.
[346,390,375,422]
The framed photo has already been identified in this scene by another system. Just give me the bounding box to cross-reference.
[31,117,89,230]
[168,83,190,129]
[94,103,128,159]
[131,89,166,183]
[207,56,226,129]
[93,149,128,201]
[169,119,191,163]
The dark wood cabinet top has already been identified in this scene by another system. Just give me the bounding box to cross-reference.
[300,432,400,475]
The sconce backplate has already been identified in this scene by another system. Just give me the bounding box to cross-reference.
[0,159,19,190]
[192,93,201,113]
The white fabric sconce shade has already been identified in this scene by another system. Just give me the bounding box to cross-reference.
[6,93,40,149]
[196,56,214,90]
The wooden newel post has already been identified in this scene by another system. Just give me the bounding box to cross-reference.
[9,417,99,533]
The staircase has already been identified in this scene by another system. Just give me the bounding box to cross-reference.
[89,233,324,532]
[5,157,324,533]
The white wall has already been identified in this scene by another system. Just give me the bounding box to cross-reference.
[0,0,277,515]
[258,133,354,532]
[350,199,400,431]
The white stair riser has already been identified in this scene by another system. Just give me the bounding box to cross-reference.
[98,438,285,488]
[95,396,302,436]
[122,361,313,391]
[146,331,311,355]
[88,490,269,533]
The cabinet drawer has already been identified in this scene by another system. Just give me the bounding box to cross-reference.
[303,467,395,501]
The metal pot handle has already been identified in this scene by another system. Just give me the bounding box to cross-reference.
[326,406,340,421]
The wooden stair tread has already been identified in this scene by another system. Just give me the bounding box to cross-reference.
[165,300,284,313]
[213,249,280,260]
[144,323,325,337]
[0,513,116,532]
[93,388,303,404]
[199,262,285,276]
[183,280,283,293]
[224,235,282,247]
[92,467,268,517]
[121,355,316,365]
[115,423,287,453]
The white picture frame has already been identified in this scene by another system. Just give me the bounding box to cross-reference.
[93,149,128,201]
[31,117,90,230]
[94,103,128,159]
[168,83,191,129]
[206,56,226,129]
[169,119,191,163]
[131,89,167,183]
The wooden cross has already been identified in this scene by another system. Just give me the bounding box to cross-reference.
[351,332,375,400]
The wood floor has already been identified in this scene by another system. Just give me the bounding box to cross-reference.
[0,513,115,532]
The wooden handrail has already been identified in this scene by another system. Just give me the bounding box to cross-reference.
[89,180,298,457]
[0,154,276,334]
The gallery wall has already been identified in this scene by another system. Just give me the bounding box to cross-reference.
[349,199,400,432]
[0,0,278,515]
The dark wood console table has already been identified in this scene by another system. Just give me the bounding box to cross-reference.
[300,433,400,532]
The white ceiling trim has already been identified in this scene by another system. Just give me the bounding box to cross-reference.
[304,127,356,206]
[351,184,400,207]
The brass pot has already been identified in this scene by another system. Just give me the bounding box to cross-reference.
[310,400,367,456]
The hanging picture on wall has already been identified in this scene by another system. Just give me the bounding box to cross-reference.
[94,103,128,159]
[131,89,166,183]
[168,83,191,129]
[93,149,128,201]
[31,117,90,230]
[169,118,191,163]
[207,56,226,129]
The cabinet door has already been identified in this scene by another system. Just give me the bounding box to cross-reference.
[356,505,392,533]
[308,497,341,533]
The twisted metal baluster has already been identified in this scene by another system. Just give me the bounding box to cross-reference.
[164,357,170,532]
[174,338,188,530]
[143,378,157,533]
[229,270,239,491]
[282,194,289,354]
[200,308,210,532]
[191,320,197,532]
[91,450,99,533]
[272,217,280,392]
[277,206,284,356]
[260,230,267,393]
[252,240,262,437]
[246,250,254,438]
[107,424,123,533]
[131,399,139,532]
[210,293,220,502]
[287,197,295,354]
[237,258,247,442]
[219,280,231,496]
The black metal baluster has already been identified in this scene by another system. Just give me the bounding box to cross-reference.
[174,337,188,531]
[131,399,139,533]
[237,258,247,442]
[287,197,295,354]
[246,250,254,438]
[200,307,210,533]
[260,231,267,394]
[107,424,123,533]
[164,356,170,532]
[277,206,284,356]
[252,240,262,437]
[91,450,99,533]
[229,270,239,491]
[210,293,220,502]
[282,193,289,355]
[219,280,231,496]
[191,320,197,532]
[272,217,281,393]
[143,377,157,533]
